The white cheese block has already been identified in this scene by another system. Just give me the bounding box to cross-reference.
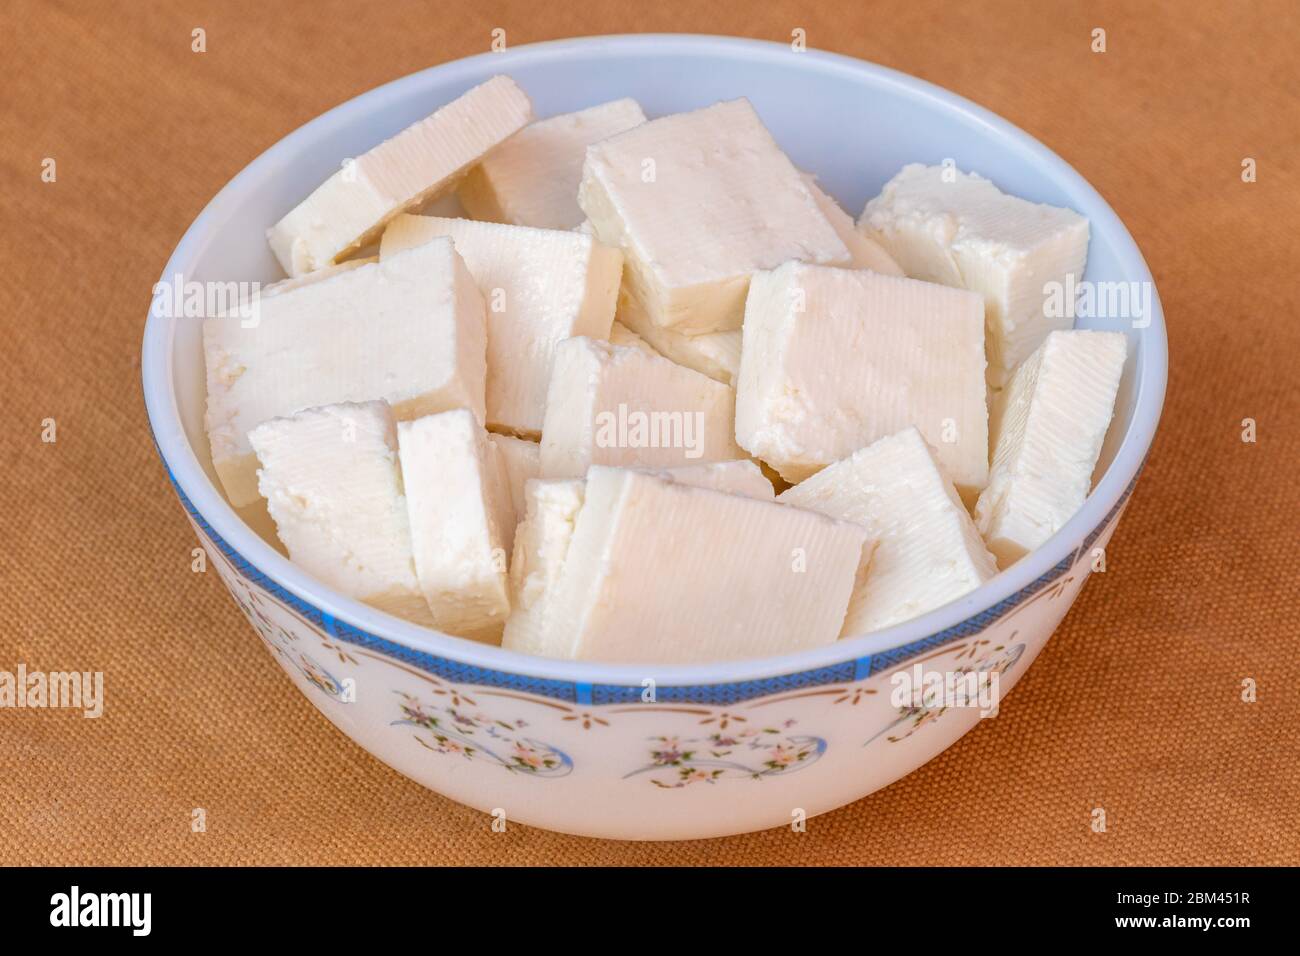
[779,427,998,635]
[975,330,1127,566]
[204,238,487,507]
[539,336,746,478]
[249,401,434,626]
[611,288,742,386]
[458,98,647,230]
[397,410,512,642]
[500,478,586,657]
[267,75,532,276]
[500,459,772,655]
[487,432,540,532]
[380,214,623,437]
[578,98,850,334]
[803,175,903,276]
[859,163,1090,387]
[523,467,868,663]
[735,261,988,491]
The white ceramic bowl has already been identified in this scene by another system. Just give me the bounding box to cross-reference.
[142,34,1166,840]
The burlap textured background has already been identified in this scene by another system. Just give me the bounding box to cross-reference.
[2,0,1297,865]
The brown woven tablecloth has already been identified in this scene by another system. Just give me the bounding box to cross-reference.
[2,0,1297,865]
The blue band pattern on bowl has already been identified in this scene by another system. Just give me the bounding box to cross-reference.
[164,457,1140,707]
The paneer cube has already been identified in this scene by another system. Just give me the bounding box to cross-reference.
[458,98,647,229]
[249,401,434,626]
[397,409,513,642]
[539,337,746,478]
[860,163,1089,387]
[975,330,1127,566]
[515,467,867,662]
[579,98,850,334]
[736,261,988,491]
[204,237,486,507]
[267,76,532,276]
[487,432,540,536]
[500,459,771,656]
[380,215,622,436]
[779,427,998,635]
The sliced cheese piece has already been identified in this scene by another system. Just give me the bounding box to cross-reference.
[249,401,434,626]
[611,287,742,386]
[458,98,647,229]
[204,238,486,507]
[500,478,586,657]
[859,163,1090,387]
[528,467,867,663]
[267,75,532,276]
[487,432,541,531]
[736,261,988,491]
[539,336,746,478]
[500,458,771,655]
[578,98,850,334]
[380,215,622,436]
[397,410,512,642]
[779,427,998,635]
[975,330,1127,566]
[802,175,903,276]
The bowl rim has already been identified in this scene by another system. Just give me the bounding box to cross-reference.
[141,32,1168,689]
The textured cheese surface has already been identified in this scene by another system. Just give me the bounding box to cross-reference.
[458,98,646,230]
[736,261,988,490]
[975,330,1127,566]
[539,336,746,478]
[780,427,998,635]
[380,214,622,436]
[487,432,540,533]
[860,163,1090,386]
[397,410,511,642]
[803,175,903,276]
[266,76,532,276]
[578,98,850,334]
[611,288,742,385]
[500,478,586,657]
[533,467,866,663]
[500,458,771,655]
[248,401,434,626]
[204,238,487,507]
